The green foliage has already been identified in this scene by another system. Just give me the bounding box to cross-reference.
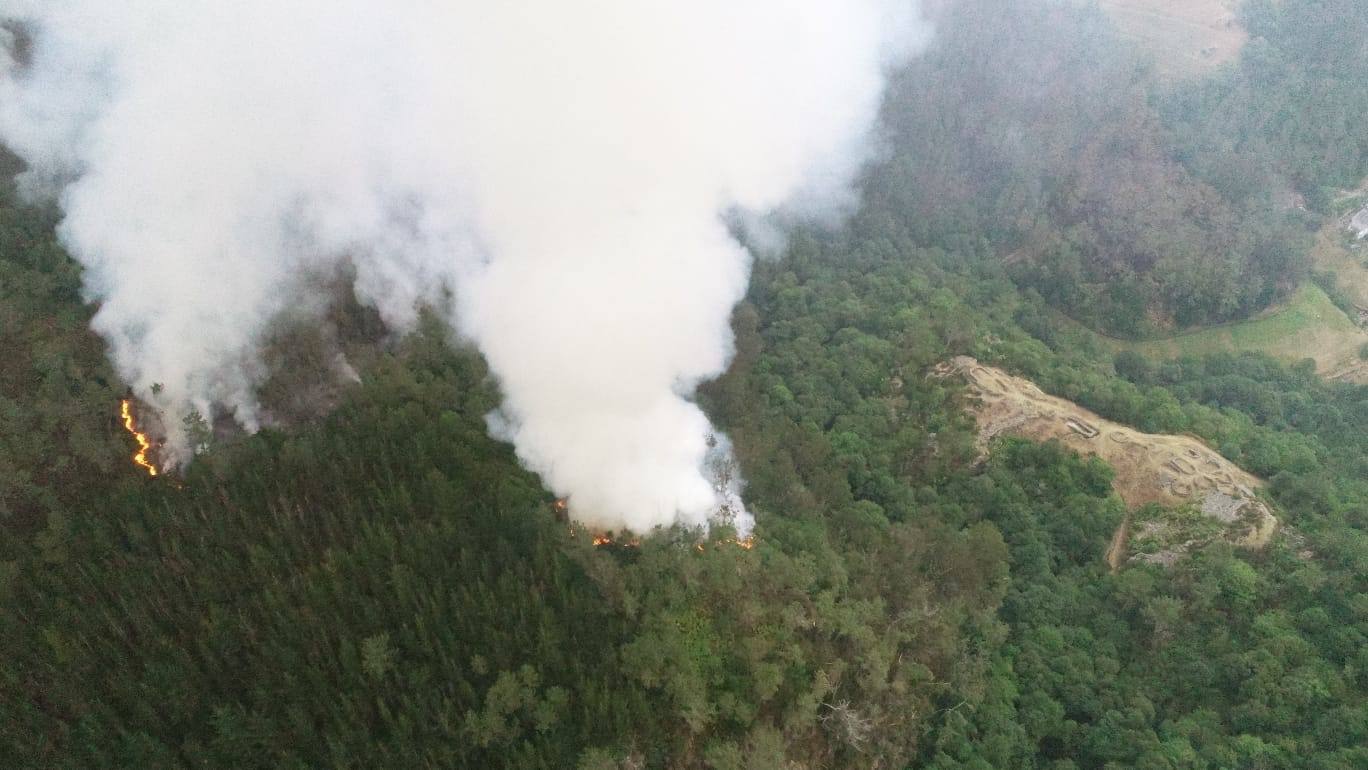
[0,184,125,545]
[869,0,1319,336]
[4,4,1368,767]
[1208,0,1368,196]
[1076,283,1367,372]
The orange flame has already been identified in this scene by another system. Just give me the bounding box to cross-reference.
[120,399,158,477]
[580,527,753,551]
[695,536,756,552]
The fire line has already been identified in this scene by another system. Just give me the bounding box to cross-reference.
[120,399,158,477]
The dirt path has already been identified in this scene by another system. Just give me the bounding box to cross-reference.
[1106,513,1131,572]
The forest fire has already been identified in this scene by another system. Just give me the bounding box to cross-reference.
[590,533,760,552]
[561,501,754,551]
[695,536,756,552]
[119,399,158,477]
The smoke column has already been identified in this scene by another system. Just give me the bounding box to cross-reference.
[0,2,928,534]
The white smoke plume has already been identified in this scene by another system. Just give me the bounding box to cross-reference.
[0,2,928,535]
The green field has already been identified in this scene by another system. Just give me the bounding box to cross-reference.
[1082,283,1368,376]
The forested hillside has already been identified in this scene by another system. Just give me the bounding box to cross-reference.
[874,0,1367,335]
[6,183,1368,768]
[3,1,1368,768]
[0,195,125,539]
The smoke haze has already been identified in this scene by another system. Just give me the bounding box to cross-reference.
[0,2,927,534]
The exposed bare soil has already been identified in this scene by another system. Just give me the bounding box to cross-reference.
[938,357,1278,566]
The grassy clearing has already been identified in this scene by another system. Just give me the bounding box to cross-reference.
[1076,283,1368,380]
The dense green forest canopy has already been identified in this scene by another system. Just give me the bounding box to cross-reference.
[3,1,1367,768]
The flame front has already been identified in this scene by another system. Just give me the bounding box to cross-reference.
[700,536,755,551]
[573,521,754,551]
[588,532,753,551]
[120,399,158,477]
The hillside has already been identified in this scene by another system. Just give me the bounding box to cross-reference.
[1311,186,1368,310]
[1097,0,1245,78]
[940,356,1278,566]
[1085,284,1368,383]
[5,2,1368,768]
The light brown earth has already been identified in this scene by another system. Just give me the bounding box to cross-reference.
[937,357,1278,567]
[1106,514,1132,571]
[1097,0,1246,78]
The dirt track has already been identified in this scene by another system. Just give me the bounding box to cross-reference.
[1106,513,1131,571]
